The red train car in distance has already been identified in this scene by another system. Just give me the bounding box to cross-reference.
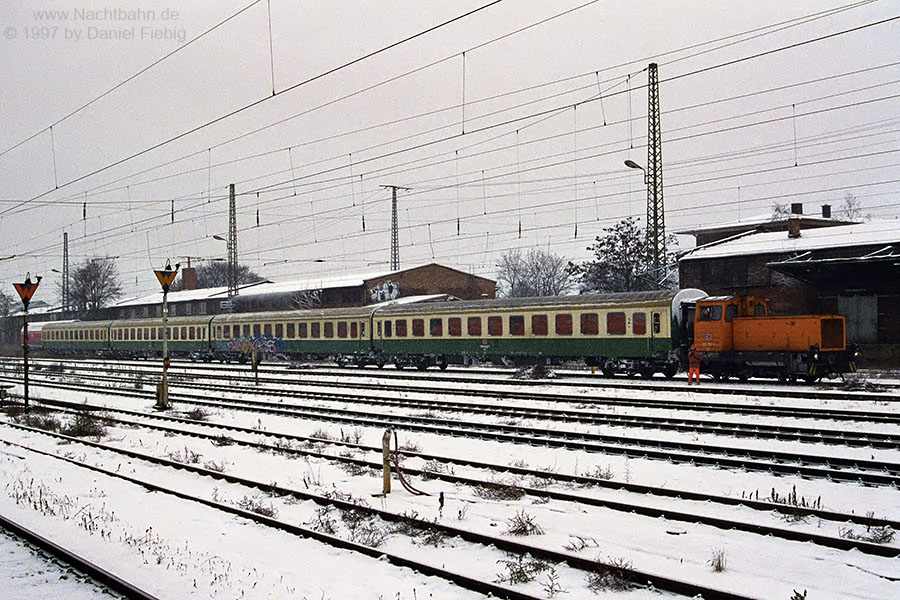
[691,295,857,382]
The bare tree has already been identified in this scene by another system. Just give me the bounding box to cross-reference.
[171,261,264,290]
[569,217,678,292]
[496,248,575,297]
[68,258,123,318]
[0,290,14,317]
[772,202,792,219]
[837,192,868,221]
[291,289,323,309]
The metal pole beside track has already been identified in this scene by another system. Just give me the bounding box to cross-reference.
[153,262,178,410]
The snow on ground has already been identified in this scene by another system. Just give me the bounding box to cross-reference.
[1,372,899,599]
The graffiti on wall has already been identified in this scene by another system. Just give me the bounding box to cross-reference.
[369,280,399,303]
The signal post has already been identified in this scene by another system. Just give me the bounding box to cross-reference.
[153,262,179,409]
[13,274,41,410]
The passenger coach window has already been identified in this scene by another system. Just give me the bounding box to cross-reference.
[580,313,599,335]
[653,313,661,334]
[488,316,503,336]
[633,312,646,335]
[243,324,250,337]
[384,321,392,338]
[298,323,307,338]
[532,315,548,336]
[338,322,348,338]
[510,315,525,336]
[430,318,442,337]
[351,322,358,338]
[311,322,320,338]
[607,312,626,335]
[324,322,334,338]
[412,319,425,337]
[467,317,481,336]
[189,327,196,340]
[275,324,283,337]
[395,320,407,337]
[448,317,462,336]
[264,324,272,336]
[286,323,294,338]
[555,314,573,336]
[253,324,262,337]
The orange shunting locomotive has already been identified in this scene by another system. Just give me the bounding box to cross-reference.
[687,295,859,382]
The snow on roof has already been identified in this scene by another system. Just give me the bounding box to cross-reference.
[674,211,849,236]
[680,219,900,261]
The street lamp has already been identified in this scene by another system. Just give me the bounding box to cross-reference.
[153,260,179,409]
[624,160,648,184]
[13,274,42,410]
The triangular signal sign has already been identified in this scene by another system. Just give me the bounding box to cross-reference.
[154,269,178,292]
[14,280,39,306]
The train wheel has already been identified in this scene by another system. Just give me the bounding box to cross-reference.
[662,365,677,379]
[639,368,654,379]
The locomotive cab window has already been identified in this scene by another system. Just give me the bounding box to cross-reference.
[532,315,548,336]
[724,305,737,322]
[698,305,722,321]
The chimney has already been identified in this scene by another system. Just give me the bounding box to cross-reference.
[787,215,801,238]
[790,202,803,215]
[181,267,198,291]
[822,204,831,218]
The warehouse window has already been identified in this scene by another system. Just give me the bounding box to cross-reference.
[555,314,573,336]
[580,313,599,335]
[338,322,348,338]
[430,318,443,337]
[383,321,392,338]
[395,320,407,337]
[467,316,481,336]
[488,316,503,336]
[509,315,525,336]
[311,322,320,338]
[412,319,425,337]
[633,312,646,335]
[324,322,334,338]
[448,317,462,336]
[607,312,626,335]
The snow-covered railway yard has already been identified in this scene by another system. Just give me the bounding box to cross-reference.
[1,364,898,599]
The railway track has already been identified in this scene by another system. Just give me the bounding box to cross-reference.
[11,398,900,558]
[2,423,763,600]
[5,370,900,487]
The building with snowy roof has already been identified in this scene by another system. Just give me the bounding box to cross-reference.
[679,217,900,363]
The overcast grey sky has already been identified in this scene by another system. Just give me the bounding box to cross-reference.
[1,0,898,301]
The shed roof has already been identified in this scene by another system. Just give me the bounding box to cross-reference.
[679,219,900,261]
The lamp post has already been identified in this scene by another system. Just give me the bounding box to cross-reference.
[153,261,179,409]
[13,274,41,410]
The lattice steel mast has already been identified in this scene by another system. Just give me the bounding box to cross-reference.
[228,183,238,297]
[382,185,409,271]
[645,62,666,282]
